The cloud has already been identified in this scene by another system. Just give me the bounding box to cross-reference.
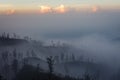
[6,9,16,15]
[72,34,120,67]
[0,4,16,15]
[38,5,52,13]
[0,4,120,14]
[91,6,98,12]
[37,4,67,13]
[54,5,67,13]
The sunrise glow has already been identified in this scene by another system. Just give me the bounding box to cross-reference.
[6,9,15,15]
[39,5,51,13]
[92,6,98,12]
[0,4,13,8]
[0,0,120,15]
[54,5,66,13]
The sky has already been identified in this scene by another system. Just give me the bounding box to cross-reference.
[0,0,120,13]
[0,0,120,6]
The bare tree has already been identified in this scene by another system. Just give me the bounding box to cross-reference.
[46,56,54,80]
[12,59,18,75]
[54,56,59,63]
[13,49,17,59]
[71,54,75,61]
[61,53,64,62]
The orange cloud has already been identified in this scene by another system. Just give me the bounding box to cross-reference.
[0,4,16,15]
[6,9,15,15]
[92,6,98,12]
[37,5,67,14]
[38,5,52,13]
[54,5,66,13]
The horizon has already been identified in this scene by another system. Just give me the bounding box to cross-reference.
[0,0,120,15]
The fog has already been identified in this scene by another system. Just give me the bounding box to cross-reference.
[0,10,120,66]
[0,11,120,39]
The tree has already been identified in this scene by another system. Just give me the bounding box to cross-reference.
[13,49,17,59]
[0,74,6,80]
[12,59,18,75]
[79,55,84,62]
[65,54,69,62]
[22,59,29,67]
[64,64,69,75]
[6,33,10,39]
[13,33,17,39]
[2,32,6,38]
[35,64,43,80]
[15,64,36,80]
[46,56,54,80]
[3,63,10,80]
[0,74,2,80]
[83,73,95,80]
[31,50,36,57]
[71,54,75,61]
[84,74,91,80]
[61,53,64,62]
[1,51,9,63]
[54,56,59,63]
[26,51,30,57]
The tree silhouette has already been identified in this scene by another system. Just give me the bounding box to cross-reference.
[71,54,75,61]
[47,56,54,80]
[83,73,95,80]
[13,49,17,59]
[64,64,69,75]
[0,75,2,80]
[1,51,9,63]
[34,64,43,80]
[61,53,65,62]
[13,33,17,39]
[0,74,6,80]
[31,50,36,57]
[6,33,10,39]
[54,56,59,63]
[12,59,18,75]
[3,63,10,80]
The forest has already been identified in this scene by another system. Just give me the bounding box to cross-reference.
[0,33,120,80]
